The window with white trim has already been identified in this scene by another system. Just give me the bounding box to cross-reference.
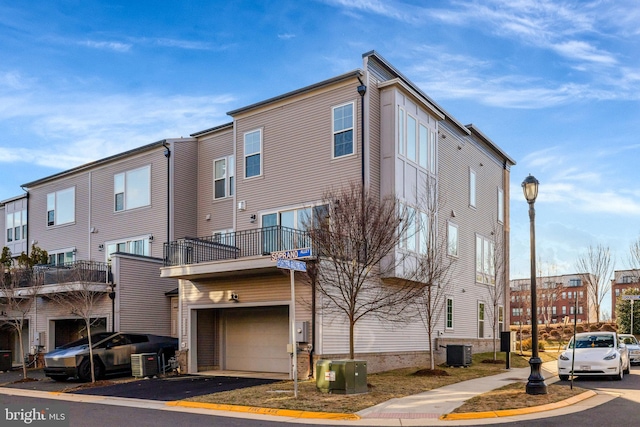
[469,168,476,208]
[475,234,495,284]
[333,102,354,158]
[105,236,150,261]
[47,187,75,226]
[406,114,417,162]
[244,129,262,178]
[498,305,504,332]
[446,297,454,329]
[214,155,234,200]
[261,204,328,252]
[114,165,151,212]
[6,210,26,243]
[398,106,405,156]
[478,302,485,338]
[497,188,504,223]
[48,249,75,266]
[212,229,235,246]
[447,222,458,257]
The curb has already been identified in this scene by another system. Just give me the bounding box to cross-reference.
[166,400,360,420]
[439,390,597,421]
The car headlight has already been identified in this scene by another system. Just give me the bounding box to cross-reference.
[559,354,570,361]
[604,354,617,360]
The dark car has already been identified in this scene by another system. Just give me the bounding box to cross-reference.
[43,332,178,381]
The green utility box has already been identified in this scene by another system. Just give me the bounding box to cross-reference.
[316,359,368,394]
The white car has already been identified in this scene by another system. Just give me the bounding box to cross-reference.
[557,331,630,381]
[618,334,640,365]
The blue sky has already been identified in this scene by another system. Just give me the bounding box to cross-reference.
[1,0,639,312]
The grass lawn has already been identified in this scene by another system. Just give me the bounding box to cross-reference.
[184,351,570,414]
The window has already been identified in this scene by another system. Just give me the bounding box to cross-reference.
[478,302,485,338]
[214,156,234,199]
[405,206,416,252]
[562,306,567,315]
[47,187,75,226]
[568,278,581,287]
[615,289,620,297]
[469,169,476,208]
[419,124,428,169]
[48,250,75,266]
[552,306,557,315]
[213,229,235,246]
[261,204,328,252]
[244,129,262,177]
[333,103,354,158]
[498,306,504,332]
[406,115,417,162]
[476,234,495,284]
[429,130,436,173]
[6,212,13,242]
[447,222,458,257]
[446,298,454,329]
[114,166,151,212]
[398,106,405,156]
[497,188,504,223]
[106,236,150,261]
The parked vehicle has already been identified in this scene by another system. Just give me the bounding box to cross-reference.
[43,332,178,381]
[557,331,630,381]
[618,334,640,365]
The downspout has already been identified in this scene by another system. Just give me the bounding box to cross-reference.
[162,142,171,244]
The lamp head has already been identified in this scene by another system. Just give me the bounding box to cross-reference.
[522,174,539,203]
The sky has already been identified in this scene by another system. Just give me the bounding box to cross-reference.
[1,1,639,313]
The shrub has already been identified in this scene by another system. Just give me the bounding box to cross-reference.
[589,324,599,332]
[576,325,585,333]
[520,338,532,351]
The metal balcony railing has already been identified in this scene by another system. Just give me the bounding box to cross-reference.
[163,226,311,267]
[34,261,112,286]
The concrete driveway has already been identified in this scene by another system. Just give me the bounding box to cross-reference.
[0,368,278,401]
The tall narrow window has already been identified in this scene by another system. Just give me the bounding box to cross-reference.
[498,306,504,332]
[114,166,151,212]
[214,158,227,199]
[333,103,354,157]
[6,212,13,242]
[419,124,428,169]
[398,106,405,156]
[244,129,262,177]
[447,222,458,257]
[497,188,504,223]
[406,206,416,252]
[429,130,436,173]
[478,302,485,338]
[406,115,416,162]
[446,298,454,329]
[228,155,235,196]
[476,234,495,284]
[469,169,476,208]
[47,187,75,226]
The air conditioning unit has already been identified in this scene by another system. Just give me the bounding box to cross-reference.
[131,353,158,377]
[446,345,472,367]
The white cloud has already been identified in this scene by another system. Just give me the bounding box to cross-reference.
[277,33,296,40]
[79,40,132,52]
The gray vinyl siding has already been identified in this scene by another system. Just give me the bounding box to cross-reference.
[26,145,173,261]
[367,75,382,198]
[438,120,507,340]
[196,128,234,236]
[232,78,363,231]
[179,273,311,346]
[172,138,198,242]
[115,254,176,336]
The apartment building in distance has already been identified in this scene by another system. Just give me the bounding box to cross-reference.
[2,51,515,378]
[611,269,640,320]
[510,273,597,326]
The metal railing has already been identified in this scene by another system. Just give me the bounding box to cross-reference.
[163,226,311,267]
[34,261,112,285]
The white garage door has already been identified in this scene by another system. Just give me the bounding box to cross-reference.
[224,306,290,373]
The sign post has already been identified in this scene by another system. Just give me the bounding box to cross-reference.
[273,248,311,398]
[622,295,640,334]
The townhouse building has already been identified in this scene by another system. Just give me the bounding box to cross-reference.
[161,51,515,378]
[2,51,514,377]
[510,273,597,326]
[1,139,196,365]
[611,269,640,320]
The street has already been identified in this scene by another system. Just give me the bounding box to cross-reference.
[0,366,638,426]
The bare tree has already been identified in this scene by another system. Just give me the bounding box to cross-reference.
[485,221,506,360]
[48,263,109,382]
[409,177,456,370]
[0,245,47,379]
[305,182,419,359]
[576,244,614,323]
[629,236,640,275]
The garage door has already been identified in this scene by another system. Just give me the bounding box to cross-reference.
[224,306,289,373]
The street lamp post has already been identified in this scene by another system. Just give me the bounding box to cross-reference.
[522,174,548,395]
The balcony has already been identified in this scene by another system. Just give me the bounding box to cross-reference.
[162,226,311,280]
[35,261,111,286]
